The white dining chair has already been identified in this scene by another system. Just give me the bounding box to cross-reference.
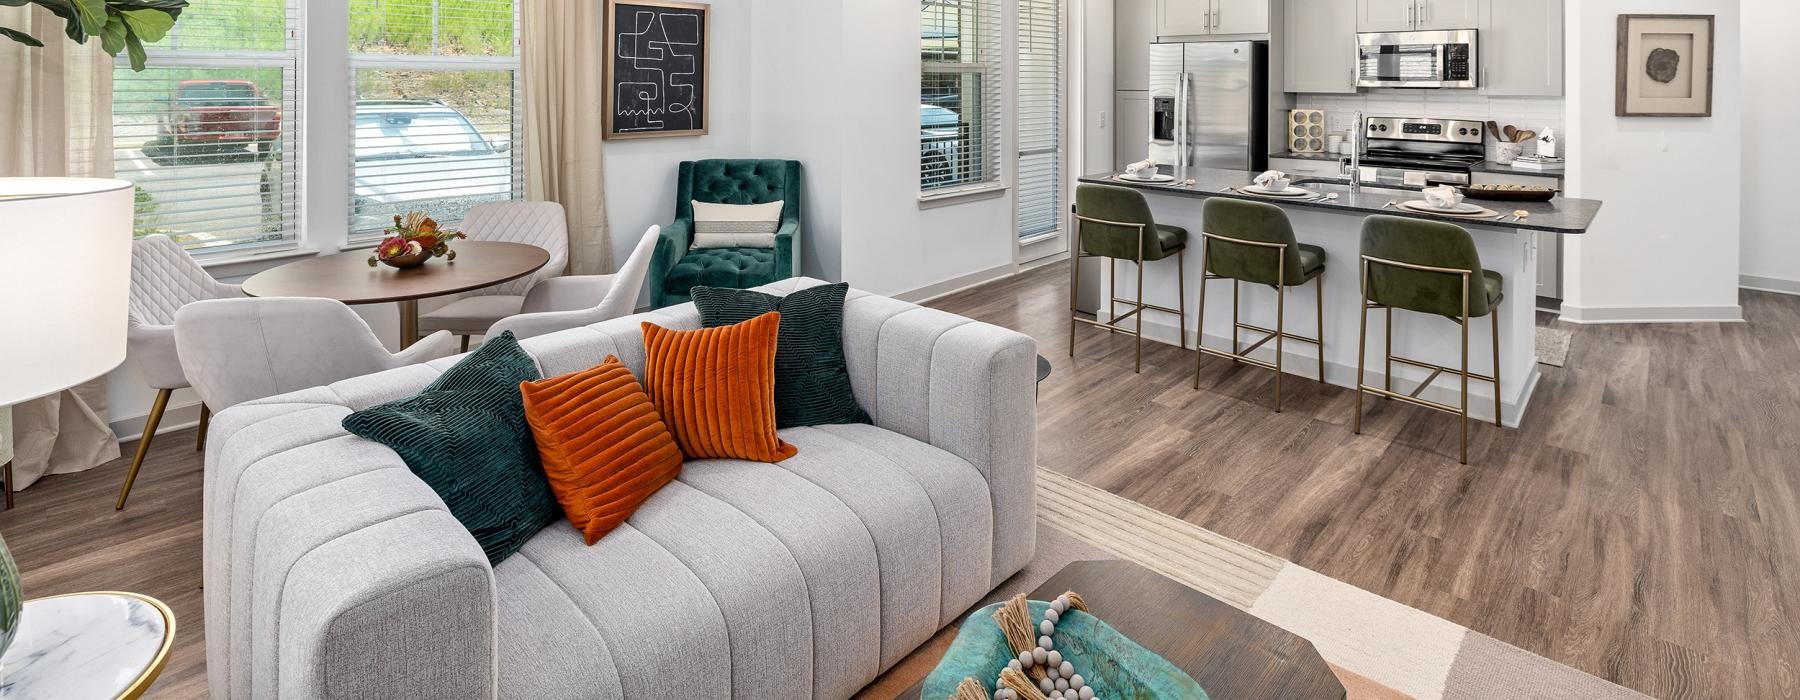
[417,201,568,349]
[117,234,246,510]
[174,297,460,412]
[486,224,660,341]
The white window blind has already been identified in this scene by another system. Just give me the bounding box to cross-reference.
[1016,0,1062,239]
[348,0,522,240]
[112,0,301,253]
[921,0,1002,194]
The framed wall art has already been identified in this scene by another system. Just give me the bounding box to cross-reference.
[1616,14,1714,117]
[604,0,710,139]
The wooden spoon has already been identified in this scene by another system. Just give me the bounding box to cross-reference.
[1503,125,1518,142]
[1486,121,1501,142]
[1515,130,1536,143]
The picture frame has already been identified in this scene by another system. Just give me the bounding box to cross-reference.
[603,0,711,140]
[1615,14,1714,118]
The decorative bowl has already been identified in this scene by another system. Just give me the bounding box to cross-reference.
[923,600,1208,699]
[1459,184,1556,202]
[379,249,432,269]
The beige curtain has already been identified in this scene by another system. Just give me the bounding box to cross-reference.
[521,0,612,275]
[0,5,122,489]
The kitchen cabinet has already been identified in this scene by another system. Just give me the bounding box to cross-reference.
[1115,92,1151,169]
[1284,0,1358,93]
[1356,0,1477,32]
[1479,0,1562,96]
[1156,0,1268,38]
[1116,0,1156,91]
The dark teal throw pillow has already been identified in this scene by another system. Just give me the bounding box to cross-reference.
[341,331,558,565]
[691,282,871,428]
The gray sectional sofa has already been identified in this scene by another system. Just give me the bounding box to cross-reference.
[202,277,1039,698]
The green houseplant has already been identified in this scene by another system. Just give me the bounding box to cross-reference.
[0,0,188,70]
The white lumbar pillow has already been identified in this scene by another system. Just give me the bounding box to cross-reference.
[691,200,784,249]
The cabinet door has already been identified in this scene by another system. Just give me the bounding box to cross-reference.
[1357,0,1416,32]
[1115,0,1157,91]
[1114,92,1152,170]
[1285,0,1358,93]
[1156,0,1213,37]
[1480,0,1562,96]
[1211,0,1269,35]
[1416,0,1478,29]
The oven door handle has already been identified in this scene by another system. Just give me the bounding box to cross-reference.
[1434,43,1448,81]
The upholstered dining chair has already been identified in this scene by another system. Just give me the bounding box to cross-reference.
[649,159,802,308]
[116,234,246,510]
[486,224,661,341]
[416,201,569,348]
[174,297,459,411]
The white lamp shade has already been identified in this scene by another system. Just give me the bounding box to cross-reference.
[0,178,134,406]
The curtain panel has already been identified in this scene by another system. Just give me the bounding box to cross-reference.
[522,0,612,276]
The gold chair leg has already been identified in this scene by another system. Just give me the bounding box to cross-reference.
[1384,306,1394,397]
[1354,260,1370,435]
[1176,252,1187,350]
[1315,275,1326,382]
[1491,307,1502,427]
[195,404,211,452]
[1460,277,1472,465]
[1134,250,1146,374]
[1274,249,1287,413]
[2,460,12,511]
[460,335,471,353]
[117,388,172,510]
[1068,254,1081,357]
[1194,247,1211,390]
[1230,281,1241,362]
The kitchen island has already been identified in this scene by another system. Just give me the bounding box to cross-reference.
[1076,168,1603,426]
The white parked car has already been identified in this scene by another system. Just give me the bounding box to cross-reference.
[920,103,966,188]
[351,100,515,233]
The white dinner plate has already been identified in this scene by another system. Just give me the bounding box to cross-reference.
[1402,200,1484,214]
[1116,173,1175,183]
[1236,185,1317,198]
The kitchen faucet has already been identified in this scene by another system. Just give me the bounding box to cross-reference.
[1342,110,1364,194]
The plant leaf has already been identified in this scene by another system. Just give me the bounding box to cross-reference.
[124,30,146,71]
[0,25,43,46]
[70,0,107,36]
[119,8,172,42]
[99,13,126,54]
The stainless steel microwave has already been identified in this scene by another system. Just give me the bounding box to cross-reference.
[1356,29,1477,89]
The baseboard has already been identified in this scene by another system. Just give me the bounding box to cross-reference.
[1740,274,1800,297]
[1558,303,1744,324]
[110,399,204,444]
[894,262,1019,305]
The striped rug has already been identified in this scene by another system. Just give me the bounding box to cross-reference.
[1034,468,1646,700]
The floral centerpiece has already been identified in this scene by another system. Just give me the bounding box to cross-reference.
[368,212,466,269]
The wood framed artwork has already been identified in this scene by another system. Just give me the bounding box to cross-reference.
[1616,14,1714,117]
[603,0,710,139]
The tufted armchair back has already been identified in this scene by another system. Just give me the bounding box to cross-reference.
[674,160,802,243]
[128,234,246,390]
[458,201,569,297]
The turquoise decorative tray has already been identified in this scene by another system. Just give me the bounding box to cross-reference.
[922,599,1208,699]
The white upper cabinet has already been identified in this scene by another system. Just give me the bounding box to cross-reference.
[1357,0,1417,32]
[1416,0,1478,29]
[1285,0,1358,93]
[1479,0,1562,96]
[1156,0,1268,38]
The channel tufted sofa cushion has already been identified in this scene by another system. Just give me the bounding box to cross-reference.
[651,159,803,308]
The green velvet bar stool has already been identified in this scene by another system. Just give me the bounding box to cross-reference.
[1070,183,1187,373]
[1191,198,1326,412]
[1353,214,1504,464]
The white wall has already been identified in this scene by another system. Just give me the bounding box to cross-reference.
[1740,2,1800,296]
[1562,0,1742,323]
[747,0,846,281]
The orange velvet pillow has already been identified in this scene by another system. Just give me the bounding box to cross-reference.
[519,356,683,544]
[641,311,798,462]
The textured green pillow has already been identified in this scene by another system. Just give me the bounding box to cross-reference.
[341,331,558,565]
[691,282,871,428]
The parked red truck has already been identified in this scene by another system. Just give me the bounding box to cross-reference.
[160,80,282,159]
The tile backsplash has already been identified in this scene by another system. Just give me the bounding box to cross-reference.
[1295,93,1565,159]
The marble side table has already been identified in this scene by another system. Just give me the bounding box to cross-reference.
[0,592,174,699]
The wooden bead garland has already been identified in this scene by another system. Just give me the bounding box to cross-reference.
[957,591,1101,700]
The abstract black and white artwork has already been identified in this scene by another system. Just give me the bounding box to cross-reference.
[604,0,710,139]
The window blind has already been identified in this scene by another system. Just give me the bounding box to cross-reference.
[921,0,1003,193]
[348,0,522,240]
[112,0,301,253]
[1016,0,1062,239]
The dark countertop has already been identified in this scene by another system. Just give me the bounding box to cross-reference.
[1268,151,1566,180]
[1081,168,1602,234]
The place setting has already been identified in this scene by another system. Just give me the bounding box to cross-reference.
[1231,170,1328,201]
[1113,159,1177,184]
[1394,184,1505,220]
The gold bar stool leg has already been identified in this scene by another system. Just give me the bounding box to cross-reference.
[1068,252,1081,357]
[1315,275,1326,382]
[1134,238,1146,374]
[1230,280,1241,362]
[1491,307,1502,427]
[1384,306,1394,397]
[117,387,172,510]
[1177,252,1187,350]
[2,460,13,511]
[1460,273,1472,465]
[1354,259,1370,435]
[1194,243,1211,390]
[195,404,211,452]
[1274,248,1287,412]
[1108,258,1118,329]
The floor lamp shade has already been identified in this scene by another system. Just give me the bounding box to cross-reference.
[0,178,134,406]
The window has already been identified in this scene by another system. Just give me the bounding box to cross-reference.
[112,0,300,253]
[348,0,522,240]
[920,0,1002,194]
[1016,0,1062,239]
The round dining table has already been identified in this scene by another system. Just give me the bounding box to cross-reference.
[242,241,551,348]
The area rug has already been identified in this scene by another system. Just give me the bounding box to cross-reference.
[861,469,1647,699]
[1536,327,1573,367]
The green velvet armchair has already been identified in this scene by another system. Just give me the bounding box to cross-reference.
[650,159,803,308]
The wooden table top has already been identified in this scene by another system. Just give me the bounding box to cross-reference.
[241,241,550,305]
[902,560,1345,699]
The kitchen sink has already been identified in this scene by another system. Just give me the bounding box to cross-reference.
[1292,177,1424,192]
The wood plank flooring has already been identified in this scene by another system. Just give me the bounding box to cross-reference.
[928,261,1800,699]
[0,261,1793,698]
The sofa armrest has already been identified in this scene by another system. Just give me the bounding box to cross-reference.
[203,396,496,699]
[774,219,799,279]
[650,219,691,308]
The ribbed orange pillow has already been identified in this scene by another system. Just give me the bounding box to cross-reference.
[519,356,683,544]
[641,311,798,462]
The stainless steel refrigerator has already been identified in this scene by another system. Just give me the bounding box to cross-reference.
[1146,41,1268,176]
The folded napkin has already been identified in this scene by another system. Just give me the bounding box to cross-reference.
[1253,170,1288,188]
[1423,185,1465,208]
[1125,159,1155,177]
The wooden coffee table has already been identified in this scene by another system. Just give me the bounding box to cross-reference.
[901,560,1344,699]
[242,241,550,348]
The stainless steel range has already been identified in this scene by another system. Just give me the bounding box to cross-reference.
[1356,116,1485,188]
